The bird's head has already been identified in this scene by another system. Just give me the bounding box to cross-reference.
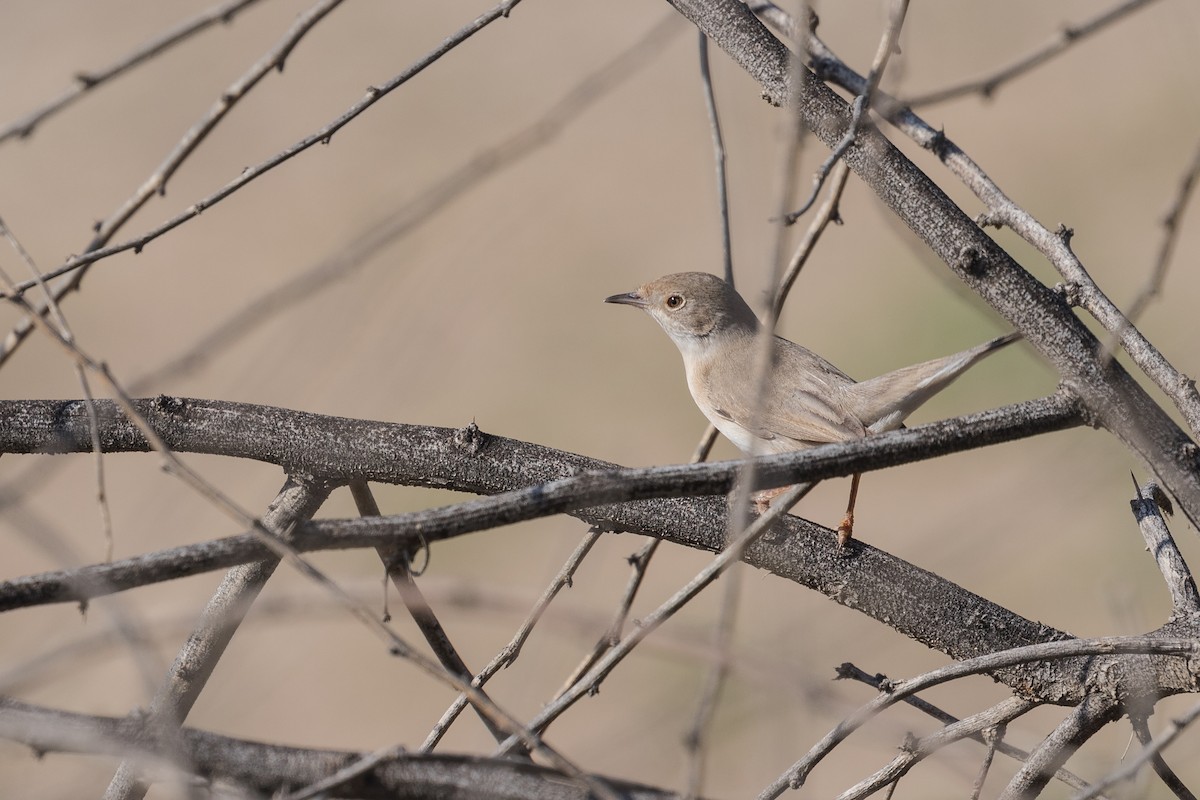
[604,272,758,350]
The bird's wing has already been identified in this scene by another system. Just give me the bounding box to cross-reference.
[704,337,866,447]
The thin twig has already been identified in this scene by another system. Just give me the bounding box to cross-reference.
[1102,136,1200,363]
[553,535,660,697]
[420,528,603,752]
[280,743,408,800]
[682,564,740,799]
[772,159,850,319]
[903,0,1161,107]
[0,217,113,560]
[698,33,733,285]
[495,483,818,755]
[1127,712,1197,800]
[0,0,267,143]
[781,0,907,225]
[349,479,511,748]
[970,723,1005,800]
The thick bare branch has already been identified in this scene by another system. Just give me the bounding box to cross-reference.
[6,396,1197,708]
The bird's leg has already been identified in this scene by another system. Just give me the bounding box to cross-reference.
[837,473,862,547]
[752,485,791,514]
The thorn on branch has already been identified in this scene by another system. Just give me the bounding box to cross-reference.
[760,89,782,108]
[73,72,99,88]
[1052,281,1082,308]
[900,731,920,754]
[926,127,949,159]
[1144,482,1175,517]
[366,85,381,98]
[1056,224,1074,245]
[453,420,486,454]
[1180,442,1200,473]
[975,211,1004,230]
[153,395,190,415]
[957,245,982,274]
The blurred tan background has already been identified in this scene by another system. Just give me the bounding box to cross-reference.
[1,1,1199,797]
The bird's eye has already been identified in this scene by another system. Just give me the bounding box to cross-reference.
[665,294,684,309]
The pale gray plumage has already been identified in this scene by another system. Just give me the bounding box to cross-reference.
[605,271,1019,540]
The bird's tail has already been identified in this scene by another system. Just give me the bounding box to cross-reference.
[848,330,1022,433]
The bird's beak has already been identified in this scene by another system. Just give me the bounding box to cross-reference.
[604,290,647,308]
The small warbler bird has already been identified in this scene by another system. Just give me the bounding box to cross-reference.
[605,271,1019,544]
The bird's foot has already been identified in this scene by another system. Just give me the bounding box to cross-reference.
[836,512,855,547]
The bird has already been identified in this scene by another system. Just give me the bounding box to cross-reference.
[604,271,1020,545]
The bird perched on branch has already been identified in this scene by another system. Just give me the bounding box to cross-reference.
[605,271,1020,545]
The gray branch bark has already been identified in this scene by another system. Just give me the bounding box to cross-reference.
[2,395,1197,708]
